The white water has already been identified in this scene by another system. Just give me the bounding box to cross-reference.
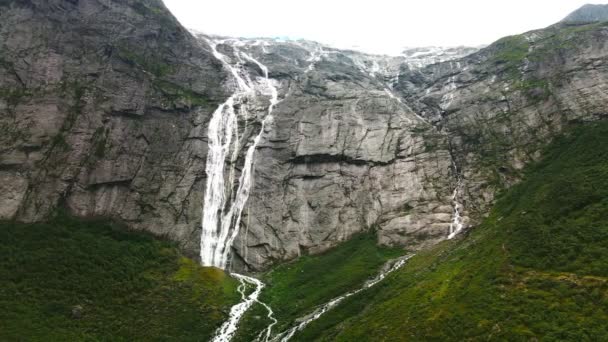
[440,75,457,110]
[200,37,279,342]
[200,38,278,269]
[271,255,414,342]
[305,45,327,72]
[447,157,465,239]
[212,274,265,342]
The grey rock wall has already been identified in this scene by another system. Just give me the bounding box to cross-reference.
[2,1,608,271]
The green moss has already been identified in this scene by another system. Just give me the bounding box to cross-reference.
[0,214,240,341]
[118,46,173,77]
[130,1,176,29]
[153,79,210,108]
[529,22,606,62]
[60,80,87,130]
[92,127,108,158]
[490,34,530,76]
[293,121,608,341]
[0,87,31,108]
[410,124,431,134]
[51,133,70,151]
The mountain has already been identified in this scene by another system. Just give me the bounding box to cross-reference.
[2,1,608,272]
[0,0,228,255]
[2,1,608,339]
[561,3,608,23]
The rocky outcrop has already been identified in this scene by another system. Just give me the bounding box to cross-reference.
[209,18,608,270]
[2,1,608,271]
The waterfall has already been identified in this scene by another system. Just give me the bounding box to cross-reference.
[447,156,465,239]
[199,37,279,342]
[440,70,465,240]
[199,38,278,269]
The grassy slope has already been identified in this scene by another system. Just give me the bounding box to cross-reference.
[0,215,239,341]
[293,121,608,341]
[234,232,403,341]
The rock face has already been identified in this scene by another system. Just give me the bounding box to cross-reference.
[1,1,608,271]
[400,46,481,69]
[561,4,608,23]
[0,0,229,254]
[218,40,459,270]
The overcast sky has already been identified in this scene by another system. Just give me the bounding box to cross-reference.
[163,0,604,54]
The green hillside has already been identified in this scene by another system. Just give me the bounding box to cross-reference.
[0,215,240,341]
[234,232,404,341]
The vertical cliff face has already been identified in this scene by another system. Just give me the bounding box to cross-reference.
[2,1,608,271]
[0,0,230,253]
[210,40,459,270]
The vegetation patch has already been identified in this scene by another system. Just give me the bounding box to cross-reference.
[0,214,240,341]
[92,127,108,158]
[118,46,173,78]
[0,87,31,108]
[489,34,530,76]
[153,79,211,108]
[234,232,404,341]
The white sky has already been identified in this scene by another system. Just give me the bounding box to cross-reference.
[163,0,605,54]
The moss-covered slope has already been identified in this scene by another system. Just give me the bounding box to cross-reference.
[0,215,239,341]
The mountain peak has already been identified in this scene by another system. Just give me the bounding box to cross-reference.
[561,3,608,23]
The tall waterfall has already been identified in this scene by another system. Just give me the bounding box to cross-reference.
[199,37,279,342]
[200,38,278,269]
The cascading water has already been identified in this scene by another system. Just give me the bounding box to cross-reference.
[213,274,264,342]
[200,38,277,269]
[199,37,278,342]
[447,156,465,239]
[437,68,466,240]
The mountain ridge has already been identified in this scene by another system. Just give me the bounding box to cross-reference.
[562,3,608,23]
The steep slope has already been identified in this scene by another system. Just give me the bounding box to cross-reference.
[397,19,608,225]
[0,215,240,341]
[232,232,404,341]
[212,39,458,271]
[0,0,229,253]
[289,120,608,341]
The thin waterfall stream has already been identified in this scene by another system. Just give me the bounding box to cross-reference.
[270,255,414,342]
